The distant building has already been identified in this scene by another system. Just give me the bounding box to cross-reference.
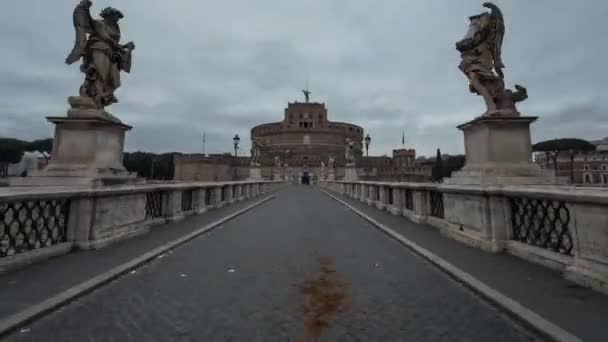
[174,94,432,183]
[251,100,364,168]
[534,137,608,186]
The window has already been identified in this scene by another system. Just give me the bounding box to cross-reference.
[584,164,590,171]
[602,165,607,171]
[584,173,593,184]
[603,174,608,184]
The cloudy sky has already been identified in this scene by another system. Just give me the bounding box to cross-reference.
[1,1,606,157]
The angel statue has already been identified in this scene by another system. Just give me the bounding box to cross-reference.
[274,155,282,168]
[456,2,527,117]
[250,138,265,166]
[66,1,135,119]
[328,156,335,169]
[345,139,356,165]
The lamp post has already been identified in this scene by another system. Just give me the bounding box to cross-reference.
[233,134,240,180]
[364,134,371,157]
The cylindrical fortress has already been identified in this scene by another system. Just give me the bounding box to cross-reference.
[251,101,364,167]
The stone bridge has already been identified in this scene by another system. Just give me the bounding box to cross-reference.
[0,181,607,341]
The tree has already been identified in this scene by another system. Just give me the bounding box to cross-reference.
[26,138,53,153]
[442,154,465,178]
[432,148,443,183]
[0,138,27,164]
[532,138,596,183]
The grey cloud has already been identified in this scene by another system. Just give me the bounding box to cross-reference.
[1,0,606,157]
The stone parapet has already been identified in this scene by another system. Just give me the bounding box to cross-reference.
[320,180,608,295]
[0,180,285,274]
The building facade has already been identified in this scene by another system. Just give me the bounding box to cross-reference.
[534,137,608,186]
[251,101,364,168]
[174,96,433,183]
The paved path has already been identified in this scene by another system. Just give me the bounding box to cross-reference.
[5,186,540,341]
[0,195,270,321]
[325,188,608,342]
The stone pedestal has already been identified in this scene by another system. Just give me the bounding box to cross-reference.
[10,115,138,187]
[272,169,283,181]
[445,116,560,186]
[343,165,359,181]
[248,166,263,180]
[327,169,336,181]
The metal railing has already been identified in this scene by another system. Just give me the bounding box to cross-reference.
[429,191,444,219]
[404,189,414,211]
[145,191,164,219]
[508,196,574,255]
[1,199,70,258]
[181,189,194,212]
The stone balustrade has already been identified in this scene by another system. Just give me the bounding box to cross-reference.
[320,180,608,294]
[0,180,284,273]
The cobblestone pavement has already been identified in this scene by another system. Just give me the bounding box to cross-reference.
[328,188,608,342]
[6,186,541,342]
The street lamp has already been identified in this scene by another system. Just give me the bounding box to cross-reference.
[233,134,240,156]
[233,134,240,180]
[364,134,371,157]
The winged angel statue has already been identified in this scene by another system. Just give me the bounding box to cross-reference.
[65,1,135,116]
[456,3,527,117]
[250,138,266,166]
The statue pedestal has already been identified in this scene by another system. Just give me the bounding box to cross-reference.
[272,169,283,181]
[327,169,336,181]
[10,116,138,187]
[343,165,359,181]
[445,116,562,186]
[248,166,263,180]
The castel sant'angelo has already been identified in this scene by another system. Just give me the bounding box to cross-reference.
[251,93,364,168]
[174,90,428,183]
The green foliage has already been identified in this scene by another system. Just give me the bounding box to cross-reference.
[432,149,443,182]
[123,151,180,180]
[0,138,27,164]
[532,138,596,152]
[26,138,53,153]
[442,154,465,178]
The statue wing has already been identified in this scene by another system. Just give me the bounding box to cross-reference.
[65,2,95,65]
[484,2,506,69]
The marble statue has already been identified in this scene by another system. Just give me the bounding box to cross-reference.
[321,161,326,169]
[274,155,282,168]
[328,156,335,169]
[250,138,265,166]
[345,139,355,164]
[66,1,135,120]
[456,2,527,117]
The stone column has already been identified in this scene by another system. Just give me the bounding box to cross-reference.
[390,186,402,215]
[69,197,95,250]
[376,186,386,210]
[226,185,234,204]
[243,183,251,199]
[194,187,208,214]
[367,185,376,206]
[166,190,185,221]
[214,186,224,208]
[411,189,428,224]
